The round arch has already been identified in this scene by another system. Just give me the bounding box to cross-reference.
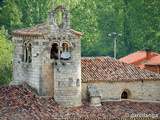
[22,41,28,46]
[50,41,60,47]
[60,40,72,47]
[120,89,132,100]
[22,41,28,62]
[28,42,32,63]
[50,41,60,60]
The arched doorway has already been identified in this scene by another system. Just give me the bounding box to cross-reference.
[121,91,128,99]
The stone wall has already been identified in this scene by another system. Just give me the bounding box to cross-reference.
[54,59,82,107]
[11,37,23,85]
[82,80,160,102]
[11,37,43,94]
[11,6,82,107]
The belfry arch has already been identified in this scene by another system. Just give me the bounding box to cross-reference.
[50,41,60,60]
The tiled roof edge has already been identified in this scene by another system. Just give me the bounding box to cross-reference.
[70,29,83,36]
[82,78,160,83]
[81,56,160,82]
[11,23,47,35]
[11,23,83,36]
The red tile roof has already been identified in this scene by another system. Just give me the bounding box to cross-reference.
[11,23,83,36]
[119,51,159,68]
[146,55,160,65]
[81,57,160,82]
[12,23,50,36]
[1,85,160,119]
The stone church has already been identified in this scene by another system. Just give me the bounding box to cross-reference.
[10,5,160,107]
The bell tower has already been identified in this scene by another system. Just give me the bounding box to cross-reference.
[47,5,70,31]
[48,6,82,107]
[10,5,82,107]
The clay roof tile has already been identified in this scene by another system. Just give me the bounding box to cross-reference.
[119,51,159,68]
[81,57,160,82]
[12,23,82,36]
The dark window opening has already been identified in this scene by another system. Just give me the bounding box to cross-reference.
[22,42,32,63]
[76,79,80,87]
[121,91,128,99]
[25,43,28,62]
[22,44,25,62]
[28,43,32,63]
[50,43,58,60]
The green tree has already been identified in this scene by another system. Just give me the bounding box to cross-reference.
[0,26,13,85]
[15,0,54,27]
[110,0,160,58]
[0,0,23,32]
[0,0,159,59]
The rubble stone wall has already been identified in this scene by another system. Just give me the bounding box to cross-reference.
[11,5,82,107]
[82,80,160,102]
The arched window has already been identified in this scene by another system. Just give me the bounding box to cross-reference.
[24,42,28,62]
[50,43,59,60]
[22,42,32,63]
[22,42,25,62]
[60,42,71,60]
[62,43,69,52]
[28,43,32,63]
[121,91,128,99]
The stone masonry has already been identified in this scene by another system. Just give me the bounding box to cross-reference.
[82,80,160,102]
[10,5,160,107]
[10,5,82,107]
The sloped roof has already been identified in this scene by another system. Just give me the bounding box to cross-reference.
[1,84,160,119]
[81,57,160,82]
[119,51,159,68]
[12,23,50,36]
[146,55,160,65]
[11,23,83,36]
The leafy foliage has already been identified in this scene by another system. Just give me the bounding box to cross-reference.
[109,0,158,57]
[0,26,13,85]
[0,0,160,84]
[0,0,23,32]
